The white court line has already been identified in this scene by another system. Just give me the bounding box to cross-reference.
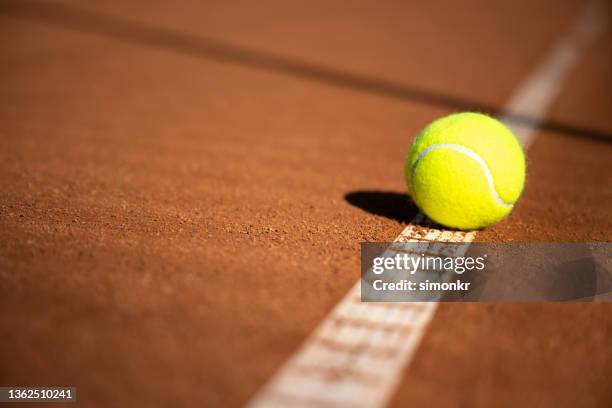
[501,0,607,147]
[247,2,607,407]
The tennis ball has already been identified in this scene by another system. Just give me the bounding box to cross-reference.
[405,112,525,230]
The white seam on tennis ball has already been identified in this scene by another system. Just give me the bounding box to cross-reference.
[410,143,512,208]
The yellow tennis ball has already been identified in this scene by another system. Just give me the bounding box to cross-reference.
[405,112,526,230]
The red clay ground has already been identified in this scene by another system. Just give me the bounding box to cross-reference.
[1,1,611,407]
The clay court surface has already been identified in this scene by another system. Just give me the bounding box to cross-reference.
[1,0,612,407]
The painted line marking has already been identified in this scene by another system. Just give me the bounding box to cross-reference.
[247,2,606,407]
[501,0,607,148]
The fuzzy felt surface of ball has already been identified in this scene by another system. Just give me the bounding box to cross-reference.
[405,112,526,230]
